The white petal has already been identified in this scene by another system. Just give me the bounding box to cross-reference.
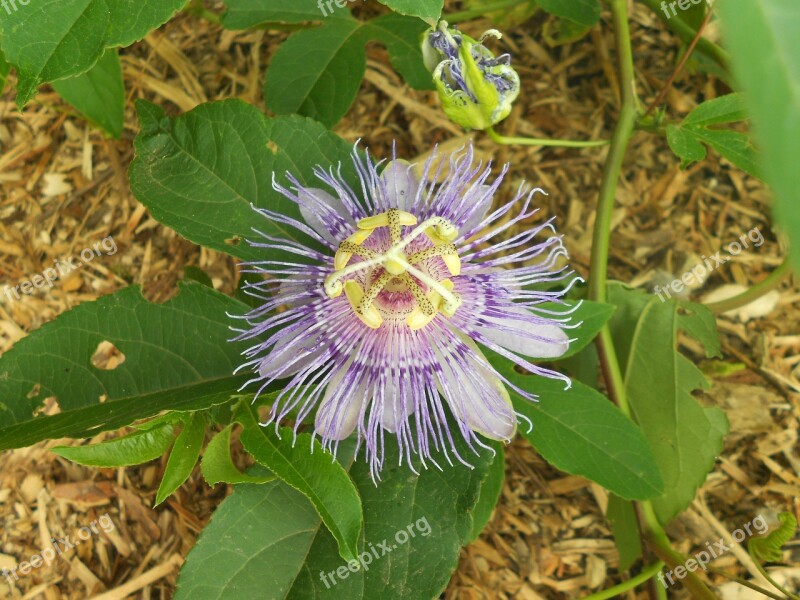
[380,159,420,211]
[378,377,415,433]
[315,363,366,441]
[459,184,493,235]
[298,188,350,246]
[436,338,516,440]
[477,306,570,358]
[258,331,320,379]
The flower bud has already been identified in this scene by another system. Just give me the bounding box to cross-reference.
[421,21,520,131]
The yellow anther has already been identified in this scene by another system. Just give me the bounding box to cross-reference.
[442,254,461,276]
[357,209,417,231]
[344,281,383,329]
[406,279,455,330]
[334,240,379,270]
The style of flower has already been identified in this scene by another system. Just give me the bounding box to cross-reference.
[421,20,520,130]
[233,144,574,480]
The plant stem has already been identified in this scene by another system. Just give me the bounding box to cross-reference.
[636,0,729,67]
[583,561,665,600]
[704,565,790,600]
[592,4,719,600]
[446,0,530,23]
[184,0,221,24]
[753,560,800,600]
[705,258,793,314]
[486,127,609,148]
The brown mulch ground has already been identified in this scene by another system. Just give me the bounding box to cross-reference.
[1,1,798,598]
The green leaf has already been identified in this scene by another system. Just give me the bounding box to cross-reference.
[749,512,797,563]
[221,0,328,27]
[176,428,493,599]
[717,0,800,270]
[376,0,443,24]
[363,13,435,90]
[201,423,275,486]
[51,49,124,138]
[0,48,10,95]
[677,300,722,358]
[154,413,207,506]
[536,0,601,27]
[52,422,176,467]
[666,123,707,166]
[623,298,728,523]
[542,16,593,47]
[130,99,356,263]
[0,282,253,451]
[468,442,504,541]
[606,495,643,571]
[236,404,363,563]
[689,128,761,178]
[683,93,748,127]
[0,0,184,107]
[264,18,365,128]
[492,354,665,500]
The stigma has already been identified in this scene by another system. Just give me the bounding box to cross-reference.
[323,209,463,330]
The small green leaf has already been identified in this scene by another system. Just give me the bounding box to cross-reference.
[683,93,748,127]
[536,0,601,27]
[542,16,593,47]
[154,413,207,506]
[236,404,363,563]
[201,423,275,486]
[52,49,124,138]
[376,0,443,24]
[677,300,722,358]
[666,123,707,165]
[52,422,176,467]
[690,128,761,178]
[468,442,504,541]
[749,512,798,563]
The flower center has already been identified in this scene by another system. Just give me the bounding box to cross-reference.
[323,209,463,330]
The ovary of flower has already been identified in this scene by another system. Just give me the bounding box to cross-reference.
[323,209,463,330]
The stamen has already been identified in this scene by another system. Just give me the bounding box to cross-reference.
[408,243,461,276]
[324,210,463,328]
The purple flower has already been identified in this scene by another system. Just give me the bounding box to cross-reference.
[233,144,575,480]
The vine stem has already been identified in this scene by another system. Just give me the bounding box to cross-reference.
[636,0,729,66]
[704,565,792,600]
[592,2,719,599]
[184,0,222,24]
[486,127,609,148]
[446,0,529,23]
[582,561,665,600]
[705,258,793,314]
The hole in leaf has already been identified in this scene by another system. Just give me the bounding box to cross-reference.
[225,236,242,246]
[266,141,278,154]
[33,396,61,417]
[27,383,42,399]
[91,341,126,370]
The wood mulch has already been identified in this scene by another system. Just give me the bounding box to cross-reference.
[1,1,797,598]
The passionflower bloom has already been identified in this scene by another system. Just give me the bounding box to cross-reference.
[421,20,520,130]
[233,144,574,480]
